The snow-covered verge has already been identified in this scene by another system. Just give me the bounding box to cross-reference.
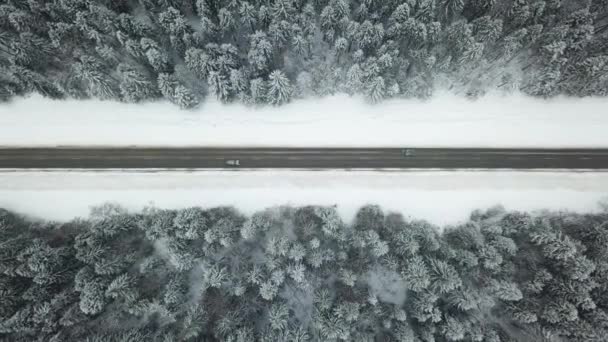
[1,170,606,226]
[1,93,608,147]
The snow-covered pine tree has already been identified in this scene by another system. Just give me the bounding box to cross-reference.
[117,64,158,103]
[267,70,293,105]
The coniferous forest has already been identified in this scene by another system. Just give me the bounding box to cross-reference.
[1,203,608,341]
[1,0,607,108]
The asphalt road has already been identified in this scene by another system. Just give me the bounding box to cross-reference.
[1,148,608,169]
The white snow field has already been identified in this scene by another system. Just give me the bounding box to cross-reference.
[1,170,606,226]
[1,93,608,147]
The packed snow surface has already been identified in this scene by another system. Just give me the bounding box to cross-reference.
[1,93,608,147]
[1,170,606,226]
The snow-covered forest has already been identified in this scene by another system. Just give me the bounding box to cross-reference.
[1,203,608,341]
[2,0,608,340]
[1,0,607,108]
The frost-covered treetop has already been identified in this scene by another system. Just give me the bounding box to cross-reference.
[1,203,608,340]
[1,0,607,108]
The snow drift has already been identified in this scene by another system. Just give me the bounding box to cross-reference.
[1,170,606,226]
[1,93,607,148]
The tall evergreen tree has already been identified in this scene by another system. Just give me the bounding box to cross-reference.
[267,70,293,105]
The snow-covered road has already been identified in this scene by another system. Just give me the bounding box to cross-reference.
[2,94,606,225]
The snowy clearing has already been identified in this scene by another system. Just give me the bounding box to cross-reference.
[1,93,608,147]
[1,170,606,226]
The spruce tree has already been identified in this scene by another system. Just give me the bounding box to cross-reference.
[267,70,293,105]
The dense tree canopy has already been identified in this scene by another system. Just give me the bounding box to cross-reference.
[1,203,608,341]
[0,0,607,108]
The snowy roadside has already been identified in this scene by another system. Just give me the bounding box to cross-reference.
[1,170,606,226]
[1,93,608,148]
